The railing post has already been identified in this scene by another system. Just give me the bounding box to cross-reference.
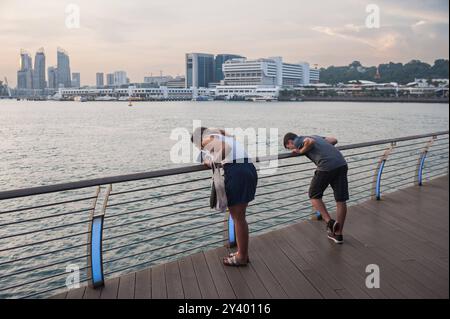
[311,210,323,221]
[372,142,396,200]
[87,185,112,289]
[415,136,437,186]
[224,208,236,248]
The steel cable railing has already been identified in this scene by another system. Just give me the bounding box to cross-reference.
[0,131,448,299]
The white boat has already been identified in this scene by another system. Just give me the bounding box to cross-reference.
[48,93,63,101]
[250,96,276,102]
[74,96,88,102]
[192,95,214,101]
[94,95,117,101]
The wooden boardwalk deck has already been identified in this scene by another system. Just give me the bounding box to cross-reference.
[53,176,449,299]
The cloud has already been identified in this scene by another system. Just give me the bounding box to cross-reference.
[0,0,448,86]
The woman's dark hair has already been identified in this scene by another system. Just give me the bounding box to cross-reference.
[283,132,298,148]
[191,127,208,144]
[191,127,227,144]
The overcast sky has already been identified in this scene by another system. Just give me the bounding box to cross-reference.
[1,0,448,86]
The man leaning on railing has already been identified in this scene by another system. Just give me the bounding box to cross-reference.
[284,133,349,244]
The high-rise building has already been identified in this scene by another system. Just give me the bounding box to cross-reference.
[47,67,58,89]
[214,54,243,83]
[33,48,46,90]
[106,73,114,86]
[17,50,33,90]
[71,72,81,88]
[185,53,215,88]
[57,48,72,88]
[20,50,33,71]
[113,71,127,86]
[96,73,104,87]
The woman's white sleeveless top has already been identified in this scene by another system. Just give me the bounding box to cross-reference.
[203,134,250,164]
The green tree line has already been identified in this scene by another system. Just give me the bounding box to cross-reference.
[320,59,449,85]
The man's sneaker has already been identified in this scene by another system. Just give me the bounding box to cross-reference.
[328,233,344,244]
[326,219,340,235]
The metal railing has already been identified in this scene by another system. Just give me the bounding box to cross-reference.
[0,131,448,298]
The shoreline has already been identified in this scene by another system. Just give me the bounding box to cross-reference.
[1,96,449,104]
[293,96,449,104]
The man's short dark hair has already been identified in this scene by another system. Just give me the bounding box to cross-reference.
[283,132,298,148]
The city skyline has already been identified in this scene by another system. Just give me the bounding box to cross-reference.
[1,0,448,86]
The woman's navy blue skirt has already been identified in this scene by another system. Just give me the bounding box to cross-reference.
[223,161,258,207]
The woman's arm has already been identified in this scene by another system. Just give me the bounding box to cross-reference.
[202,136,230,163]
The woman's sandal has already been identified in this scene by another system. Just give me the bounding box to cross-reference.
[228,252,250,263]
[223,255,248,267]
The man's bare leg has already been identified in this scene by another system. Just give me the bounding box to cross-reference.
[335,201,347,235]
[311,198,332,223]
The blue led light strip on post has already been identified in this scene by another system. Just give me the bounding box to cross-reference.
[372,143,395,201]
[417,152,428,186]
[90,216,104,288]
[375,160,386,200]
[228,213,236,248]
[415,136,436,187]
[87,185,112,288]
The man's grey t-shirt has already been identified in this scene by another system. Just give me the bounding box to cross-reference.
[294,135,347,171]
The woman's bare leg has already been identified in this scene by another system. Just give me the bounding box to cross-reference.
[228,203,249,263]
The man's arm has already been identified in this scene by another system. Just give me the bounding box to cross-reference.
[324,136,338,145]
[295,137,315,155]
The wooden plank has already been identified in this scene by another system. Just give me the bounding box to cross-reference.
[252,234,322,299]
[117,272,136,299]
[236,260,271,299]
[243,244,288,299]
[100,277,120,299]
[83,286,102,299]
[191,252,219,299]
[178,256,201,299]
[283,223,372,299]
[203,248,236,299]
[134,268,151,299]
[270,229,340,299]
[50,291,68,299]
[151,264,167,299]
[66,286,86,299]
[165,261,184,299]
[353,200,449,271]
[357,202,449,273]
[297,222,389,298]
[216,247,254,299]
[343,208,446,298]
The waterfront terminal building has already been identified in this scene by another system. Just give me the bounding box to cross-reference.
[214,57,320,99]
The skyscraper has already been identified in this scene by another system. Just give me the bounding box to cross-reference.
[47,67,58,89]
[33,48,46,90]
[113,71,127,86]
[96,73,104,87]
[214,54,243,83]
[57,48,71,88]
[17,50,33,90]
[106,73,114,86]
[71,72,81,88]
[185,53,215,88]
